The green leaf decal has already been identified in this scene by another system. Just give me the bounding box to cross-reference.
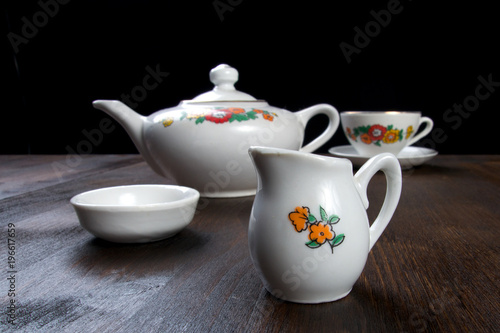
[180,111,187,121]
[195,117,205,124]
[360,125,370,133]
[387,124,393,130]
[246,111,257,119]
[328,215,340,224]
[320,206,328,221]
[375,141,381,147]
[232,114,249,122]
[332,234,345,246]
[306,240,321,248]
[308,213,317,222]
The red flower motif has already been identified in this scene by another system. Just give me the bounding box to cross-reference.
[368,125,387,141]
[205,110,232,124]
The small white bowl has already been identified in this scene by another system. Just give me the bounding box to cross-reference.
[70,185,200,243]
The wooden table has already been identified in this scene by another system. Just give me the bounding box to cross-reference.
[1,154,499,332]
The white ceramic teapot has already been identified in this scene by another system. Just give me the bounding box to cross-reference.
[93,64,340,197]
[248,146,402,303]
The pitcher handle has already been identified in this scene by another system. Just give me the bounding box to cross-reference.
[296,104,340,153]
[354,153,402,251]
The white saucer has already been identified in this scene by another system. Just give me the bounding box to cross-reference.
[328,145,438,169]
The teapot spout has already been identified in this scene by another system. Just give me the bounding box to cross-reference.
[92,100,165,177]
[92,100,145,152]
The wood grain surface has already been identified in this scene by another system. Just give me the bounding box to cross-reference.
[1,154,499,332]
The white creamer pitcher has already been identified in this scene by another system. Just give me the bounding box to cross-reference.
[248,146,402,303]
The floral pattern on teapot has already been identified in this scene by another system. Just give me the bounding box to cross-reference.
[345,124,414,146]
[288,206,345,254]
[162,107,278,127]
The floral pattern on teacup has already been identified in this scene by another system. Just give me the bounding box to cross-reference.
[161,108,277,127]
[346,124,414,146]
[288,206,345,254]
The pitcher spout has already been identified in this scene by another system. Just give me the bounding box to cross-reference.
[92,100,165,177]
[249,146,330,164]
[248,146,282,160]
[249,146,312,191]
[248,146,286,172]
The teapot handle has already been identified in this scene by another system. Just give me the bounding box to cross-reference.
[353,153,402,251]
[296,104,340,153]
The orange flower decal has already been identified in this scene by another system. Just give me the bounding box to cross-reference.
[288,205,345,254]
[309,223,334,244]
[263,113,274,121]
[288,206,310,232]
[360,133,372,144]
[346,127,357,141]
[228,107,245,114]
[253,109,264,114]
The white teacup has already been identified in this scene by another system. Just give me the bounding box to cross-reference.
[340,111,433,157]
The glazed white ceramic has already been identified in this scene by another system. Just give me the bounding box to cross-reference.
[329,145,438,169]
[248,147,402,303]
[70,185,199,243]
[341,111,433,157]
[93,64,340,198]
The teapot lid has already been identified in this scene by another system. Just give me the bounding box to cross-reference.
[190,64,258,102]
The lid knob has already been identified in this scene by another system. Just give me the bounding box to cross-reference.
[210,64,238,91]
[191,64,257,102]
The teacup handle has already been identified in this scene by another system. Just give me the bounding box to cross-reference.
[296,104,340,153]
[354,153,402,251]
[407,116,434,147]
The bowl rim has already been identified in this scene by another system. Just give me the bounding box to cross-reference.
[70,184,200,210]
[341,111,422,115]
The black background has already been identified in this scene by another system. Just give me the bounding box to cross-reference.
[3,0,499,155]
